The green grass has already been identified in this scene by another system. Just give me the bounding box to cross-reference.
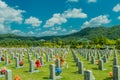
[0,49,119,80]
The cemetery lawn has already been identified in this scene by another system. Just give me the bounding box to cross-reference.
[0,49,118,80]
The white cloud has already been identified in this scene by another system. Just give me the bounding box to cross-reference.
[44,8,87,28]
[113,4,120,12]
[35,28,41,31]
[51,26,62,31]
[62,28,67,32]
[81,15,111,29]
[0,0,24,33]
[70,30,77,33]
[67,0,79,2]
[25,16,42,27]
[43,14,67,28]
[11,29,26,36]
[28,31,34,35]
[118,16,120,20]
[12,30,21,33]
[0,24,11,33]
[41,31,57,36]
[88,0,97,3]
[63,8,87,18]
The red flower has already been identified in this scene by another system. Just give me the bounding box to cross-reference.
[35,60,41,68]
[19,61,24,66]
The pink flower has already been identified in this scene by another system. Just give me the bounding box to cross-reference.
[1,69,6,74]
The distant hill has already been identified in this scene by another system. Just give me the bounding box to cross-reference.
[63,25,120,40]
[0,25,120,41]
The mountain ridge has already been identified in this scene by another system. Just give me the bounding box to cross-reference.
[0,25,120,41]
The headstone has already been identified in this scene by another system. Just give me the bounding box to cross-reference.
[56,59,61,68]
[5,70,12,80]
[78,61,84,74]
[98,60,103,70]
[29,60,34,72]
[84,70,95,80]
[87,53,91,61]
[11,53,14,60]
[114,50,117,57]
[103,55,107,63]
[113,57,118,66]
[50,53,53,59]
[98,53,101,60]
[50,64,55,80]
[29,60,39,73]
[19,54,22,61]
[113,65,120,80]
[46,54,50,62]
[91,56,95,64]
[28,53,31,62]
[40,57,44,66]
[15,57,19,68]
[76,57,79,66]
[35,53,39,59]
[5,54,9,65]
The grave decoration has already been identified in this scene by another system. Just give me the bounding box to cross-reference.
[1,55,5,61]
[60,57,65,65]
[109,71,113,77]
[96,60,98,64]
[35,60,42,68]
[0,68,6,75]
[55,68,62,76]
[19,61,24,66]
[14,75,21,80]
[8,60,12,63]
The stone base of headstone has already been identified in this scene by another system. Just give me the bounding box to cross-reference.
[16,66,24,69]
[0,74,4,78]
[49,76,62,80]
[29,70,39,73]
[56,76,62,79]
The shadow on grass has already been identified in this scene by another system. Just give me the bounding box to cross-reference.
[103,77,112,80]
[24,71,29,72]
[71,65,76,67]
[109,65,112,67]
[43,77,49,79]
[92,67,98,70]
[72,71,78,74]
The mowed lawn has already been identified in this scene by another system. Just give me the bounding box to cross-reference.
[0,49,119,80]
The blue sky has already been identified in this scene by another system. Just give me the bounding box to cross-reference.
[0,0,120,36]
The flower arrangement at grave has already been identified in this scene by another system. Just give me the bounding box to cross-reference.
[109,71,113,77]
[96,60,98,64]
[8,60,12,63]
[19,61,24,66]
[55,68,62,76]
[44,60,46,64]
[60,57,65,65]
[35,60,42,69]
[14,75,21,80]
[1,56,5,61]
[0,68,6,75]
